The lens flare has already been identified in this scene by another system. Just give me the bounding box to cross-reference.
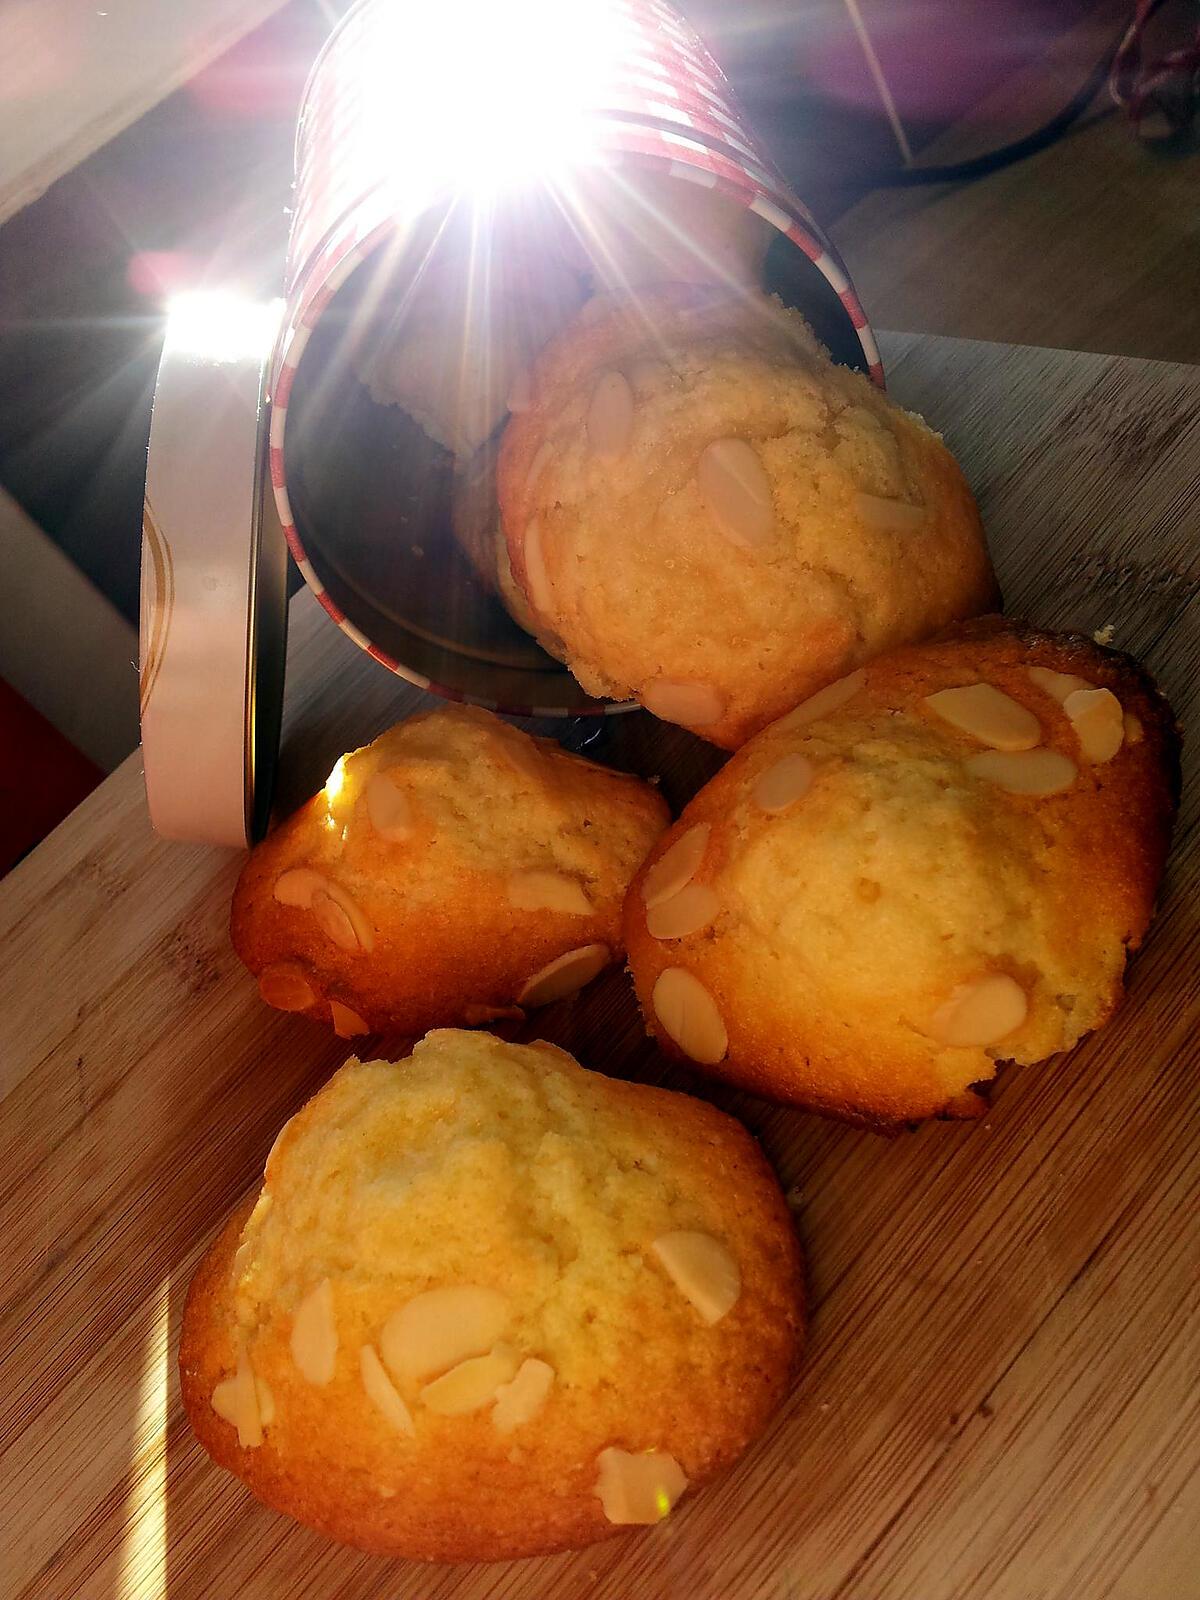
[163,292,284,364]
[353,0,624,199]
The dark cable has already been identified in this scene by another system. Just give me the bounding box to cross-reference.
[863,0,1171,187]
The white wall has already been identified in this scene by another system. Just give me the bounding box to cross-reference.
[0,0,289,224]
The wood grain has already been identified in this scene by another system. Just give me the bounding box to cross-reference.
[831,2,1200,363]
[1,333,1197,1600]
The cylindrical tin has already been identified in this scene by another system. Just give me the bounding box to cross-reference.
[269,0,882,717]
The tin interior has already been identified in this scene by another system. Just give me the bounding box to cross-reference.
[285,194,584,709]
[283,173,870,710]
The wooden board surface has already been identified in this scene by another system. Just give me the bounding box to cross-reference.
[2,332,1197,1600]
[831,2,1200,364]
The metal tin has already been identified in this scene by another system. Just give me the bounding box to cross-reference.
[140,295,288,847]
[268,0,882,717]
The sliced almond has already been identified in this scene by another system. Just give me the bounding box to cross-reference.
[646,884,719,941]
[329,999,369,1038]
[518,944,609,1006]
[492,1358,555,1434]
[380,1286,509,1383]
[1063,687,1124,763]
[310,890,357,951]
[210,1339,263,1449]
[274,869,374,952]
[524,440,553,497]
[642,680,725,728]
[587,371,635,459]
[420,1343,520,1416]
[926,973,1028,1049]
[697,437,774,550]
[227,1211,269,1312]
[365,771,412,842]
[924,684,1041,751]
[642,824,710,910]
[775,669,866,731]
[507,870,592,916]
[595,1447,688,1525]
[273,867,327,907]
[651,1231,740,1325]
[522,518,553,615]
[257,962,317,1013]
[319,883,375,952]
[855,492,925,532]
[652,968,728,1065]
[210,1376,237,1425]
[752,753,814,813]
[360,1344,415,1436]
[255,1376,275,1427]
[1124,711,1143,745]
[965,749,1077,795]
[290,1278,338,1385]
[1026,666,1089,704]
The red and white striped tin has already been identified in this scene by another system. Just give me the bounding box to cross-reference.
[268,0,882,718]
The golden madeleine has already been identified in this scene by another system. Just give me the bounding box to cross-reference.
[625,620,1180,1125]
[180,1031,804,1560]
[498,287,997,748]
[232,705,668,1037]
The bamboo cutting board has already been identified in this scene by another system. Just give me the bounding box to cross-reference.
[1,332,1197,1600]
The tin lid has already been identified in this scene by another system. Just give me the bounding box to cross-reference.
[140,294,288,848]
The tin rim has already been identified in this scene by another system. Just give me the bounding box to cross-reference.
[268,142,881,714]
[142,305,288,846]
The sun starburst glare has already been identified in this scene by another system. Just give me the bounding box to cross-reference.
[357,0,624,201]
[163,292,284,364]
[299,0,775,452]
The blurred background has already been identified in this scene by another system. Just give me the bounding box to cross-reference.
[1,0,1197,871]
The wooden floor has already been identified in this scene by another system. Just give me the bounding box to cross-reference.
[832,0,1200,362]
